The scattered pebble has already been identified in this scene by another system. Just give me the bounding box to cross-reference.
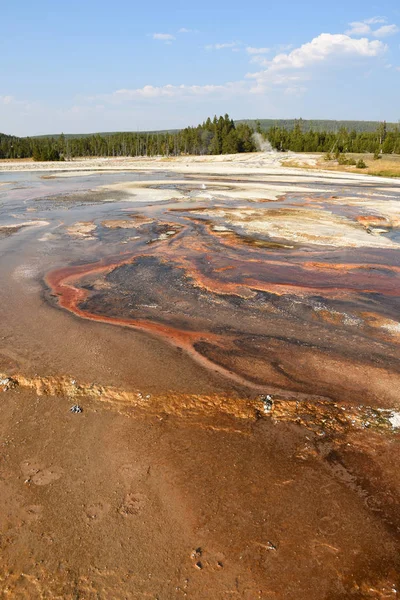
[389,411,400,429]
[191,547,202,560]
[0,377,17,391]
[70,405,83,414]
[260,394,273,413]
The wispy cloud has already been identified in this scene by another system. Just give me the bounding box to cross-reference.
[373,24,399,38]
[152,33,175,43]
[0,95,14,105]
[248,55,270,67]
[0,94,32,109]
[111,82,244,100]
[205,42,240,51]
[179,28,194,33]
[346,17,398,38]
[284,85,307,96]
[364,16,387,25]
[346,21,371,36]
[246,46,270,55]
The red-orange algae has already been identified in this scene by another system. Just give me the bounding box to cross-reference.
[45,258,266,391]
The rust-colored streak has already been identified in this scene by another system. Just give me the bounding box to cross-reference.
[46,204,400,395]
[2,370,398,436]
[47,259,205,346]
[45,259,266,391]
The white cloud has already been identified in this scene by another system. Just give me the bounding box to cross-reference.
[373,24,399,38]
[205,42,239,50]
[246,46,270,55]
[102,31,387,107]
[345,17,398,38]
[112,82,243,101]
[346,21,371,36]
[265,33,385,71]
[246,33,386,95]
[179,28,192,33]
[152,33,175,42]
[247,72,309,95]
[364,16,387,25]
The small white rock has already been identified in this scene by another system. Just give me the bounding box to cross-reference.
[389,411,400,428]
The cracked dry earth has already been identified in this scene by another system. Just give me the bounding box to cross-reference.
[0,155,400,599]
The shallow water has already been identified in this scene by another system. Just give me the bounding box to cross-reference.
[1,168,400,399]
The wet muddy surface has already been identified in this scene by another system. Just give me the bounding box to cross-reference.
[0,162,400,598]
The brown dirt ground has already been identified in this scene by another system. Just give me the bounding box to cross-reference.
[1,385,399,599]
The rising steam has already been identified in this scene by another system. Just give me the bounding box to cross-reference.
[252,132,276,153]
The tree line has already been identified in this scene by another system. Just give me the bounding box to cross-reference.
[1,116,400,160]
[0,115,255,160]
[239,118,399,134]
[264,121,400,154]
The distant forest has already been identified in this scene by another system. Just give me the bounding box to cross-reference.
[238,118,399,134]
[264,121,400,154]
[0,115,255,160]
[1,115,400,160]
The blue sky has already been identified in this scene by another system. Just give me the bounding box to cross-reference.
[1,0,400,135]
